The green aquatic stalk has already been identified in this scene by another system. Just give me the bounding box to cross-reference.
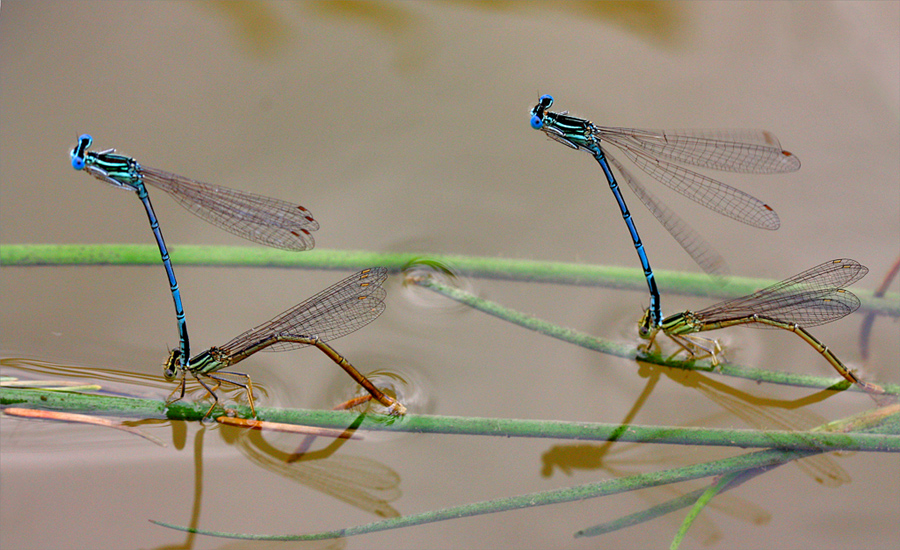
[573,454,779,540]
[573,486,713,538]
[2,387,897,452]
[151,452,786,542]
[148,405,898,541]
[577,406,900,543]
[670,473,735,550]
[2,244,898,314]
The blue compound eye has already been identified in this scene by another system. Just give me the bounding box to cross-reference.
[530,114,543,129]
[538,94,553,107]
[70,153,85,170]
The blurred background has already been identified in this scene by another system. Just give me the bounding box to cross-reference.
[1,2,898,549]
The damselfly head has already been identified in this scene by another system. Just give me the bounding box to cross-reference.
[70,134,92,170]
[637,308,656,339]
[530,94,554,129]
[163,349,182,379]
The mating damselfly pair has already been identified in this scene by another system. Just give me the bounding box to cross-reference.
[529,95,884,397]
[70,135,405,417]
[66,92,887,416]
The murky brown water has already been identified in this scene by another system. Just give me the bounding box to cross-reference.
[2,2,898,549]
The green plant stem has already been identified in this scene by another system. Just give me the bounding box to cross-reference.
[2,244,898,314]
[153,452,781,541]
[576,404,900,539]
[146,450,830,541]
[2,387,897,452]
[574,486,711,538]
[574,455,787,539]
[148,405,898,541]
[670,473,734,550]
